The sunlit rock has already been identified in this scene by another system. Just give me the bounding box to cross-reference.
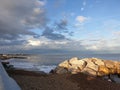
[58,60,69,68]
[82,67,97,76]
[98,65,109,76]
[91,58,104,66]
[103,60,115,68]
[68,57,87,71]
[53,57,120,77]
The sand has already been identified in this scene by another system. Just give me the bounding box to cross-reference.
[7,69,120,90]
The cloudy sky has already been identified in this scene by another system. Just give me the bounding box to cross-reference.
[0,0,120,54]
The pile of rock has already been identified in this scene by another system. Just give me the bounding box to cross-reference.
[52,57,120,76]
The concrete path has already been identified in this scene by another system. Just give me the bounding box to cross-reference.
[0,61,21,90]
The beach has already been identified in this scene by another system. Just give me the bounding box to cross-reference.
[2,55,120,90]
[7,69,120,90]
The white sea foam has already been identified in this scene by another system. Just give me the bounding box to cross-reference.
[10,62,56,73]
[35,65,56,73]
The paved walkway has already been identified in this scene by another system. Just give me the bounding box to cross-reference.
[0,61,21,90]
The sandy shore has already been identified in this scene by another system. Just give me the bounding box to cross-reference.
[7,69,120,90]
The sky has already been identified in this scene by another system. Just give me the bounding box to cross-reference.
[0,0,120,54]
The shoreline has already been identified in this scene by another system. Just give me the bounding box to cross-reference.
[2,56,120,90]
[7,69,120,90]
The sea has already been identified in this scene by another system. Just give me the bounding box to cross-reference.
[7,53,120,73]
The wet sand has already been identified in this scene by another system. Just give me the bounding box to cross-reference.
[7,69,120,90]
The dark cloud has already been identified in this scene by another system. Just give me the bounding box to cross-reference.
[54,19,68,31]
[0,0,71,41]
[42,27,66,40]
[0,39,26,46]
[0,0,75,53]
[68,31,74,36]
[0,0,47,40]
[54,19,74,36]
[41,18,74,40]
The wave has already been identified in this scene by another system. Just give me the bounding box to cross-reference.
[10,62,56,73]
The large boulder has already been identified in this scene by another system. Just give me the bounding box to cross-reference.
[53,57,120,77]
[55,57,87,74]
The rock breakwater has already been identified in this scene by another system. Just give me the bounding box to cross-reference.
[52,57,120,76]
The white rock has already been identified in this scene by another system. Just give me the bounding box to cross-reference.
[58,60,69,68]
[68,57,87,70]
[68,57,79,64]
[93,58,104,66]
[85,59,98,72]
[82,67,97,76]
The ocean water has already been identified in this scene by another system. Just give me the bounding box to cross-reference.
[8,54,120,73]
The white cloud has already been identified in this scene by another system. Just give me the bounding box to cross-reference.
[33,8,44,15]
[27,39,41,46]
[112,31,120,36]
[76,16,88,23]
[35,0,46,6]
[81,8,84,11]
[1,35,120,53]
[75,16,90,27]
[80,38,120,53]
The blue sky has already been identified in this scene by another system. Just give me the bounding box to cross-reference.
[44,0,120,40]
[0,0,120,54]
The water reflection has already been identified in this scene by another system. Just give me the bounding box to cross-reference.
[9,54,120,65]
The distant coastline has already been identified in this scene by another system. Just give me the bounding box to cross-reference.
[0,54,28,60]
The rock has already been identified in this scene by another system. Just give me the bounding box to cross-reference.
[80,58,99,76]
[91,58,104,66]
[114,62,120,74]
[69,68,81,74]
[68,57,87,71]
[68,57,79,64]
[117,69,120,74]
[84,59,99,71]
[104,60,115,68]
[103,60,118,74]
[57,57,88,74]
[98,65,109,76]
[82,67,97,76]
[109,74,120,83]
[53,57,120,77]
[54,67,69,74]
[58,60,69,68]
